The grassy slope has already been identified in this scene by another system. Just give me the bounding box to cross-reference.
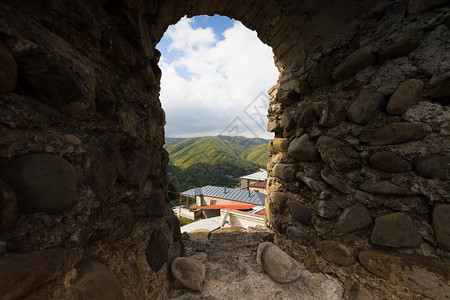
[165,136,269,195]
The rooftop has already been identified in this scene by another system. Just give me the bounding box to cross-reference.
[248,180,267,188]
[181,185,266,206]
[239,169,267,181]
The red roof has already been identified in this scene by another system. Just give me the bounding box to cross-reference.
[248,180,267,188]
[195,204,256,210]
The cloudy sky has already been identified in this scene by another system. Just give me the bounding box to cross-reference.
[156,15,279,139]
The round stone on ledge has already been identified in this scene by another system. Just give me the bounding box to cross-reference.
[257,242,302,283]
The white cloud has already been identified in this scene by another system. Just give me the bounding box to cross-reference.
[158,17,279,139]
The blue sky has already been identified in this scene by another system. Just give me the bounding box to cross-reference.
[156,15,278,139]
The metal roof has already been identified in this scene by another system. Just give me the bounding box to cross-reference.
[180,216,222,233]
[248,180,267,188]
[181,185,266,205]
[239,169,267,181]
[196,204,256,210]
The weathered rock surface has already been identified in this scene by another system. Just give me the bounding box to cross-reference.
[359,122,427,146]
[171,257,206,292]
[100,203,134,242]
[145,230,169,273]
[271,191,288,213]
[25,62,95,120]
[296,173,327,192]
[334,204,372,235]
[286,226,309,244]
[288,134,320,162]
[359,180,418,196]
[432,203,450,250]
[269,138,289,153]
[274,163,297,181]
[321,170,352,194]
[275,88,300,105]
[426,70,450,99]
[359,250,450,299]
[0,154,77,213]
[378,30,420,64]
[289,199,312,225]
[369,151,412,173]
[257,242,302,283]
[414,155,450,179]
[315,200,339,219]
[189,229,211,243]
[0,179,17,232]
[370,57,417,95]
[319,240,356,266]
[408,0,450,14]
[371,212,422,247]
[71,261,125,300]
[0,42,17,92]
[316,136,360,172]
[101,29,137,66]
[386,79,423,115]
[0,248,82,300]
[347,88,386,124]
[319,100,347,127]
[332,46,376,81]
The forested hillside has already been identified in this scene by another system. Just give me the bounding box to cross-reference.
[165,136,268,194]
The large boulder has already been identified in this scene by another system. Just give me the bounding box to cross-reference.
[359,250,450,299]
[0,42,17,92]
[145,230,169,273]
[71,261,125,300]
[334,204,372,235]
[414,155,450,179]
[0,154,77,213]
[319,240,356,266]
[171,257,206,292]
[287,134,320,162]
[257,242,302,283]
[289,200,312,225]
[359,122,427,146]
[386,79,424,115]
[347,88,386,124]
[378,30,421,64]
[332,46,376,81]
[25,62,95,120]
[0,179,17,232]
[432,203,450,250]
[0,248,82,300]
[316,136,360,172]
[359,180,418,196]
[369,151,412,173]
[371,212,422,247]
[273,163,297,182]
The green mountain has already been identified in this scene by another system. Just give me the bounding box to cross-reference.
[164,136,269,196]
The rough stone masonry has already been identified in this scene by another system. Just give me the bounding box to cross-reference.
[0,0,449,299]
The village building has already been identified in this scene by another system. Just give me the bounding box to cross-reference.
[175,185,267,231]
[238,169,267,189]
[248,179,268,195]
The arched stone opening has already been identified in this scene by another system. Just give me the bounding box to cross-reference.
[0,0,449,299]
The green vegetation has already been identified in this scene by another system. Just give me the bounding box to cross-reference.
[178,215,195,226]
[165,136,269,196]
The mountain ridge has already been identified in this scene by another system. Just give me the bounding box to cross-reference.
[164,136,269,194]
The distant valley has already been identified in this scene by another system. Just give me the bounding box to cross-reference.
[164,136,269,194]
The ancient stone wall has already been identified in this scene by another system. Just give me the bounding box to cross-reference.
[0,0,449,299]
[265,1,450,299]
